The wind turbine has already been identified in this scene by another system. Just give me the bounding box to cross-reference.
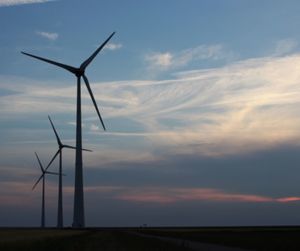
[46,115,92,228]
[22,32,115,227]
[33,152,59,228]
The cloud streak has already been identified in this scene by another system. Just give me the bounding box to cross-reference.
[273,38,298,56]
[145,44,231,72]
[0,0,54,7]
[3,183,299,217]
[104,43,122,51]
[93,54,300,157]
[2,53,300,161]
[36,31,58,41]
[84,186,300,204]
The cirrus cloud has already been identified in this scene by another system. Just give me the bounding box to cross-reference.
[104,43,123,51]
[145,44,232,72]
[36,31,58,41]
[82,185,300,204]
[273,38,298,56]
[2,51,300,160]
[0,0,55,7]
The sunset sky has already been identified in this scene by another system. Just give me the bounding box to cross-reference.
[1,0,300,227]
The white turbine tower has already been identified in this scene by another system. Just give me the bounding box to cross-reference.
[32,152,59,228]
[22,32,115,227]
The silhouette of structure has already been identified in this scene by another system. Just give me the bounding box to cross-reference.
[46,115,92,228]
[22,32,115,227]
[32,152,59,228]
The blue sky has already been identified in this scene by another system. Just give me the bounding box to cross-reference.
[2,0,300,227]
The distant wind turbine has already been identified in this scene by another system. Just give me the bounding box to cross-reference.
[22,32,115,227]
[33,152,59,228]
[46,115,92,228]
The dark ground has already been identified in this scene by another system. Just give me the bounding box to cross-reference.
[0,228,191,251]
[0,226,300,251]
[137,226,300,251]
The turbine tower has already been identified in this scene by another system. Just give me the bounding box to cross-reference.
[22,32,115,227]
[46,115,92,228]
[33,152,59,228]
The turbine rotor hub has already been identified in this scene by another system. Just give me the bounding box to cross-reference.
[76,68,85,77]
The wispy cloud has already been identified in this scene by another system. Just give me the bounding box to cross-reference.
[2,178,300,208]
[90,123,99,131]
[145,44,231,72]
[0,180,57,207]
[90,54,300,157]
[104,43,122,51]
[273,38,298,56]
[3,52,300,160]
[145,52,173,68]
[84,186,300,204]
[36,31,58,41]
[0,0,54,7]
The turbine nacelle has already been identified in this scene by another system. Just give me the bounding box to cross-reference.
[47,116,92,170]
[22,32,116,131]
[75,68,85,77]
[32,152,59,190]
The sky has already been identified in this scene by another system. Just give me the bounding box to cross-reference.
[1,0,300,227]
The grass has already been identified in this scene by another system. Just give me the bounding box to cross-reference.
[0,229,85,242]
[0,228,192,251]
[2,226,300,250]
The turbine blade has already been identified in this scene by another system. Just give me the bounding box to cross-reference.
[48,115,62,146]
[82,75,106,131]
[80,32,115,70]
[82,148,93,152]
[32,174,44,190]
[35,152,44,173]
[63,144,76,150]
[21,51,78,74]
[45,149,60,171]
[45,171,59,175]
[63,144,93,152]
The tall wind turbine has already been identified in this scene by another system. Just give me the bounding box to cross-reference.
[46,115,91,228]
[33,152,59,228]
[22,32,115,227]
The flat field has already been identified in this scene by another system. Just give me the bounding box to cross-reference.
[137,226,300,251]
[0,226,300,251]
[0,228,191,251]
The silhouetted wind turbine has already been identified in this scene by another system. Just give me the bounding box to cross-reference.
[22,32,115,227]
[46,115,92,228]
[33,152,59,228]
